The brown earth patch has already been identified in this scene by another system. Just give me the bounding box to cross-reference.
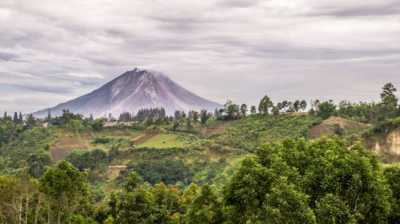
[107,165,128,180]
[50,132,92,161]
[309,116,369,139]
[200,121,233,137]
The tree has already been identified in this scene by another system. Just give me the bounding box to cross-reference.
[174,111,183,120]
[3,111,10,120]
[185,185,224,224]
[315,194,355,224]
[380,83,399,119]
[381,83,398,107]
[384,166,400,224]
[293,100,301,112]
[67,119,84,133]
[40,161,88,224]
[316,100,336,119]
[114,187,155,224]
[271,106,280,116]
[186,118,193,131]
[13,112,19,124]
[0,176,39,224]
[240,104,247,117]
[123,172,144,192]
[250,106,257,115]
[151,183,182,223]
[25,114,36,128]
[47,110,52,122]
[91,118,105,132]
[124,160,193,185]
[224,101,240,120]
[27,151,52,178]
[224,157,315,224]
[258,95,273,115]
[262,181,316,224]
[300,100,307,111]
[200,110,210,125]
[192,111,199,122]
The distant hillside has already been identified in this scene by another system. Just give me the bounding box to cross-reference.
[33,68,221,118]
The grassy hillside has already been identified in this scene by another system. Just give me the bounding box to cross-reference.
[212,114,322,151]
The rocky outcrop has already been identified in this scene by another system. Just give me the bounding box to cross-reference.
[367,128,400,162]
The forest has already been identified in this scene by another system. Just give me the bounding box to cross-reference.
[1,83,400,224]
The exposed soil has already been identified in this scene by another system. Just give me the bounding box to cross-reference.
[107,165,128,180]
[366,128,400,163]
[50,132,92,161]
[200,121,233,137]
[309,116,368,139]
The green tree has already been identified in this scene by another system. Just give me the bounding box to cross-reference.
[271,106,280,116]
[380,83,399,119]
[293,100,301,112]
[316,100,336,119]
[315,194,355,224]
[225,101,240,120]
[200,110,210,125]
[13,112,19,124]
[259,95,273,115]
[384,166,400,224]
[123,172,144,192]
[90,118,105,132]
[224,157,315,224]
[185,185,224,224]
[240,104,247,117]
[40,161,88,224]
[381,83,398,108]
[250,105,257,115]
[114,187,155,224]
[27,151,52,178]
[300,100,307,111]
[151,183,182,224]
[262,181,316,224]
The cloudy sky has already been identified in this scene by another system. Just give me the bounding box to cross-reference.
[1,0,400,113]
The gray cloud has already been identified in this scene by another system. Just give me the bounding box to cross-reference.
[217,0,262,8]
[0,52,18,61]
[308,1,400,17]
[0,0,399,113]
[0,83,74,94]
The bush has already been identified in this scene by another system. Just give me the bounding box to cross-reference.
[122,159,193,185]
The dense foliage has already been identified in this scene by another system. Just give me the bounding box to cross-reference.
[1,138,399,224]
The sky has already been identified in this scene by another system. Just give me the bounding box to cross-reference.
[0,0,400,113]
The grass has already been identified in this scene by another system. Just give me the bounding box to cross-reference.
[213,114,321,151]
[137,133,188,148]
[50,127,141,160]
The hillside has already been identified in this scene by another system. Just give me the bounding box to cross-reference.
[2,108,400,223]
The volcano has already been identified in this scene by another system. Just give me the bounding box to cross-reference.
[33,68,221,118]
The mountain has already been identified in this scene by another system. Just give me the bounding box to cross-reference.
[33,68,222,118]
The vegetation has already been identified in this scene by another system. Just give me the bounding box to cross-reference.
[0,83,400,223]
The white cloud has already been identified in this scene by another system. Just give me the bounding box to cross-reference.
[0,0,399,113]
